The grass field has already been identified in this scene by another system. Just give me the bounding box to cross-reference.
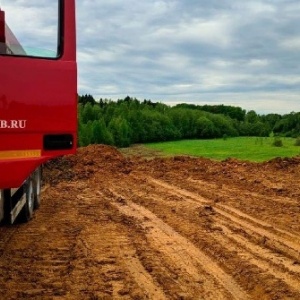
[144,137,300,162]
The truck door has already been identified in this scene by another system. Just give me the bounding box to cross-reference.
[0,0,77,189]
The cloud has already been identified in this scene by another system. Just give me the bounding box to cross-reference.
[1,0,300,113]
[1,1,58,52]
[280,37,300,51]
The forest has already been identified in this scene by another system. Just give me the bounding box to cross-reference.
[78,94,300,148]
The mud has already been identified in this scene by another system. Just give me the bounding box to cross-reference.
[1,144,300,299]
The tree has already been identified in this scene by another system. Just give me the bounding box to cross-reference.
[246,110,258,123]
[92,119,114,145]
[195,116,216,138]
[81,103,94,123]
[210,114,238,137]
[77,94,294,147]
[108,117,131,147]
[78,121,93,146]
[78,94,96,105]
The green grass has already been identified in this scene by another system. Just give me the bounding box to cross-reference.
[145,137,300,162]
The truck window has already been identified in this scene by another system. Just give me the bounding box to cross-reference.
[0,1,59,58]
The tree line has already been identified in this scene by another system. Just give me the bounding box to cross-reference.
[78,94,300,147]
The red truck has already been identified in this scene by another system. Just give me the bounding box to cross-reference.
[0,0,77,223]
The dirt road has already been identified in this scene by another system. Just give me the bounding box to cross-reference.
[1,145,300,299]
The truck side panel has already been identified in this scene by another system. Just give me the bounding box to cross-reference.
[0,0,77,190]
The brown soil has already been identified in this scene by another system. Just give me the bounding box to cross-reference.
[1,144,300,299]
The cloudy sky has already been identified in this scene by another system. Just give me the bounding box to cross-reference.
[1,1,300,114]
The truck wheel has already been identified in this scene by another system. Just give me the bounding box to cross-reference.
[33,167,42,209]
[2,189,11,224]
[19,177,34,223]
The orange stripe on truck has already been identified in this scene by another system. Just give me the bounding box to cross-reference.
[0,150,41,160]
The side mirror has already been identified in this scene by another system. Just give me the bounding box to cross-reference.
[0,10,5,43]
[0,10,6,54]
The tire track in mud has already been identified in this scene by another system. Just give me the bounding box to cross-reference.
[122,255,167,300]
[131,176,300,295]
[188,178,298,205]
[105,173,300,297]
[78,191,168,300]
[0,182,171,300]
[71,225,168,299]
[70,188,169,299]
[217,204,300,242]
[106,188,250,300]
[216,225,300,287]
[151,177,300,249]
[1,184,101,299]
[186,178,300,234]
[149,177,300,260]
[0,215,79,299]
[0,226,17,254]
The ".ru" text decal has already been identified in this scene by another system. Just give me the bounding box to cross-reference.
[0,120,27,129]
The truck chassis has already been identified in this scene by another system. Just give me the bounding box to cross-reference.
[0,167,42,224]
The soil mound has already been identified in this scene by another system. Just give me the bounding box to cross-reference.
[44,144,132,184]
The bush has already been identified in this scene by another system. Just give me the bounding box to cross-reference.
[272,137,283,147]
[295,137,300,146]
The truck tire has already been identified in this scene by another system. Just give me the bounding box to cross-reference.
[18,177,34,223]
[33,167,42,209]
[2,189,11,224]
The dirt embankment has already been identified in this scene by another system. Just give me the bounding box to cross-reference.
[1,145,300,299]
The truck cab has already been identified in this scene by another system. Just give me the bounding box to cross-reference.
[0,0,77,223]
